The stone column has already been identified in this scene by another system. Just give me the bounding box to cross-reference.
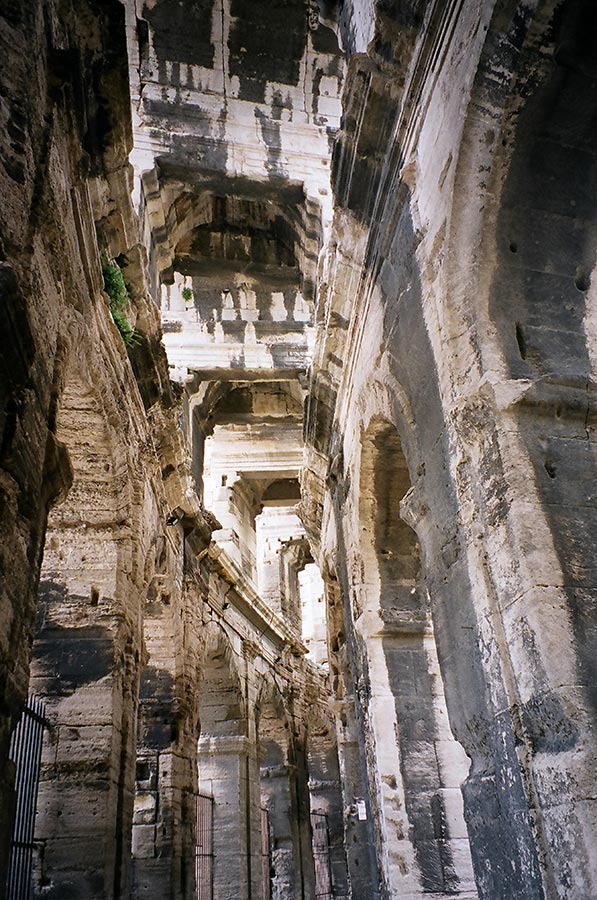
[132,559,200,900]
[293,740,317,900]
[31,600,141,900]
[324,575,381,900]
[259,733,316,900]
[260,762,297,900]
[306,730,349,900]
[243,643,266,900]
[198,734,256,900]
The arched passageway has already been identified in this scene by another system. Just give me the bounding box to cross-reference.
[353,418,475,896]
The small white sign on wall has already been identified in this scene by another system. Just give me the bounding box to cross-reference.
[357,800,367,821]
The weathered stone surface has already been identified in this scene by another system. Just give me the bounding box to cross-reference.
[2,2,597,900]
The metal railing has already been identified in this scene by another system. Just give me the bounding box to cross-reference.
[311,811,333,900]
[261,807,271,900]
[196,793,214,900]
[6,696,46,900]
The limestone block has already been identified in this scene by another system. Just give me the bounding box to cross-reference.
[42,834,106,871]
[132,824,157,859]
[53,724,114,764]
[133,792,157,825]
[36,779,110,834]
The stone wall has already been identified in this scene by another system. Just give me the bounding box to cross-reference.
[1,2,596,900]
[1,3,342,898]
[305,1,597,899]
[0,0,146,886]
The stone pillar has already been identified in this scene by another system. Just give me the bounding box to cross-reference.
[336,703,381,900]
[31,601,141,899]
[306,729,349,900]
[258,724,315,900]
[131,570,196,900]
[293,740,317,900]
[132,748,191,900]
[243,643,267,900]
[0,294,71,897]
[260,762,297,900]
[324,574,381,900]
[198,734,256,900]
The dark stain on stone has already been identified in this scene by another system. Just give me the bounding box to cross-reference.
[153,127,228,174]
[332,74,398,224]
[128,334,163,410]
[312,69,323,118]
[229,0,307,94]
[270,89,291,122]
[34,620,115,694]
[311,23,340,54]
[139,666,176,749]
[255,109,286,179]
[520,692,579,753]
[143,0,215,68]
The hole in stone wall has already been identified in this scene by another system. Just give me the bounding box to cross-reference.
[136,18,149,64]
[509,241,518,253]
[515,322,527,360]
[90,587,99,606]
[544,460,557,479]
[574,267,590,292]
[0,397,24,459]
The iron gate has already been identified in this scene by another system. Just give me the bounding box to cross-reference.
[311,811,333,900]
[6,696,46,900]
[196,793,214,900]
[261,807,271,900]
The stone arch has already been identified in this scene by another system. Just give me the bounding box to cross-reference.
[356,414,474,897]
[278,535,323,645]
[426,5,597,898]
[485,2,597,382]
[194,380,305,587]
[358,416,422,626]
[197,622,246,741]
[256,678,292,768]
[31,337,141,899]
[190,379,303,499]
[145,180,323,303]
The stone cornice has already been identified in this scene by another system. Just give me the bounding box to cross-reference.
[198,734,253,756]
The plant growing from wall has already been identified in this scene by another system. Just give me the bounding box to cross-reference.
[101,254,140,346]
[182,286,193,303]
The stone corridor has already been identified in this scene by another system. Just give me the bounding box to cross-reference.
[0,1,596,899]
